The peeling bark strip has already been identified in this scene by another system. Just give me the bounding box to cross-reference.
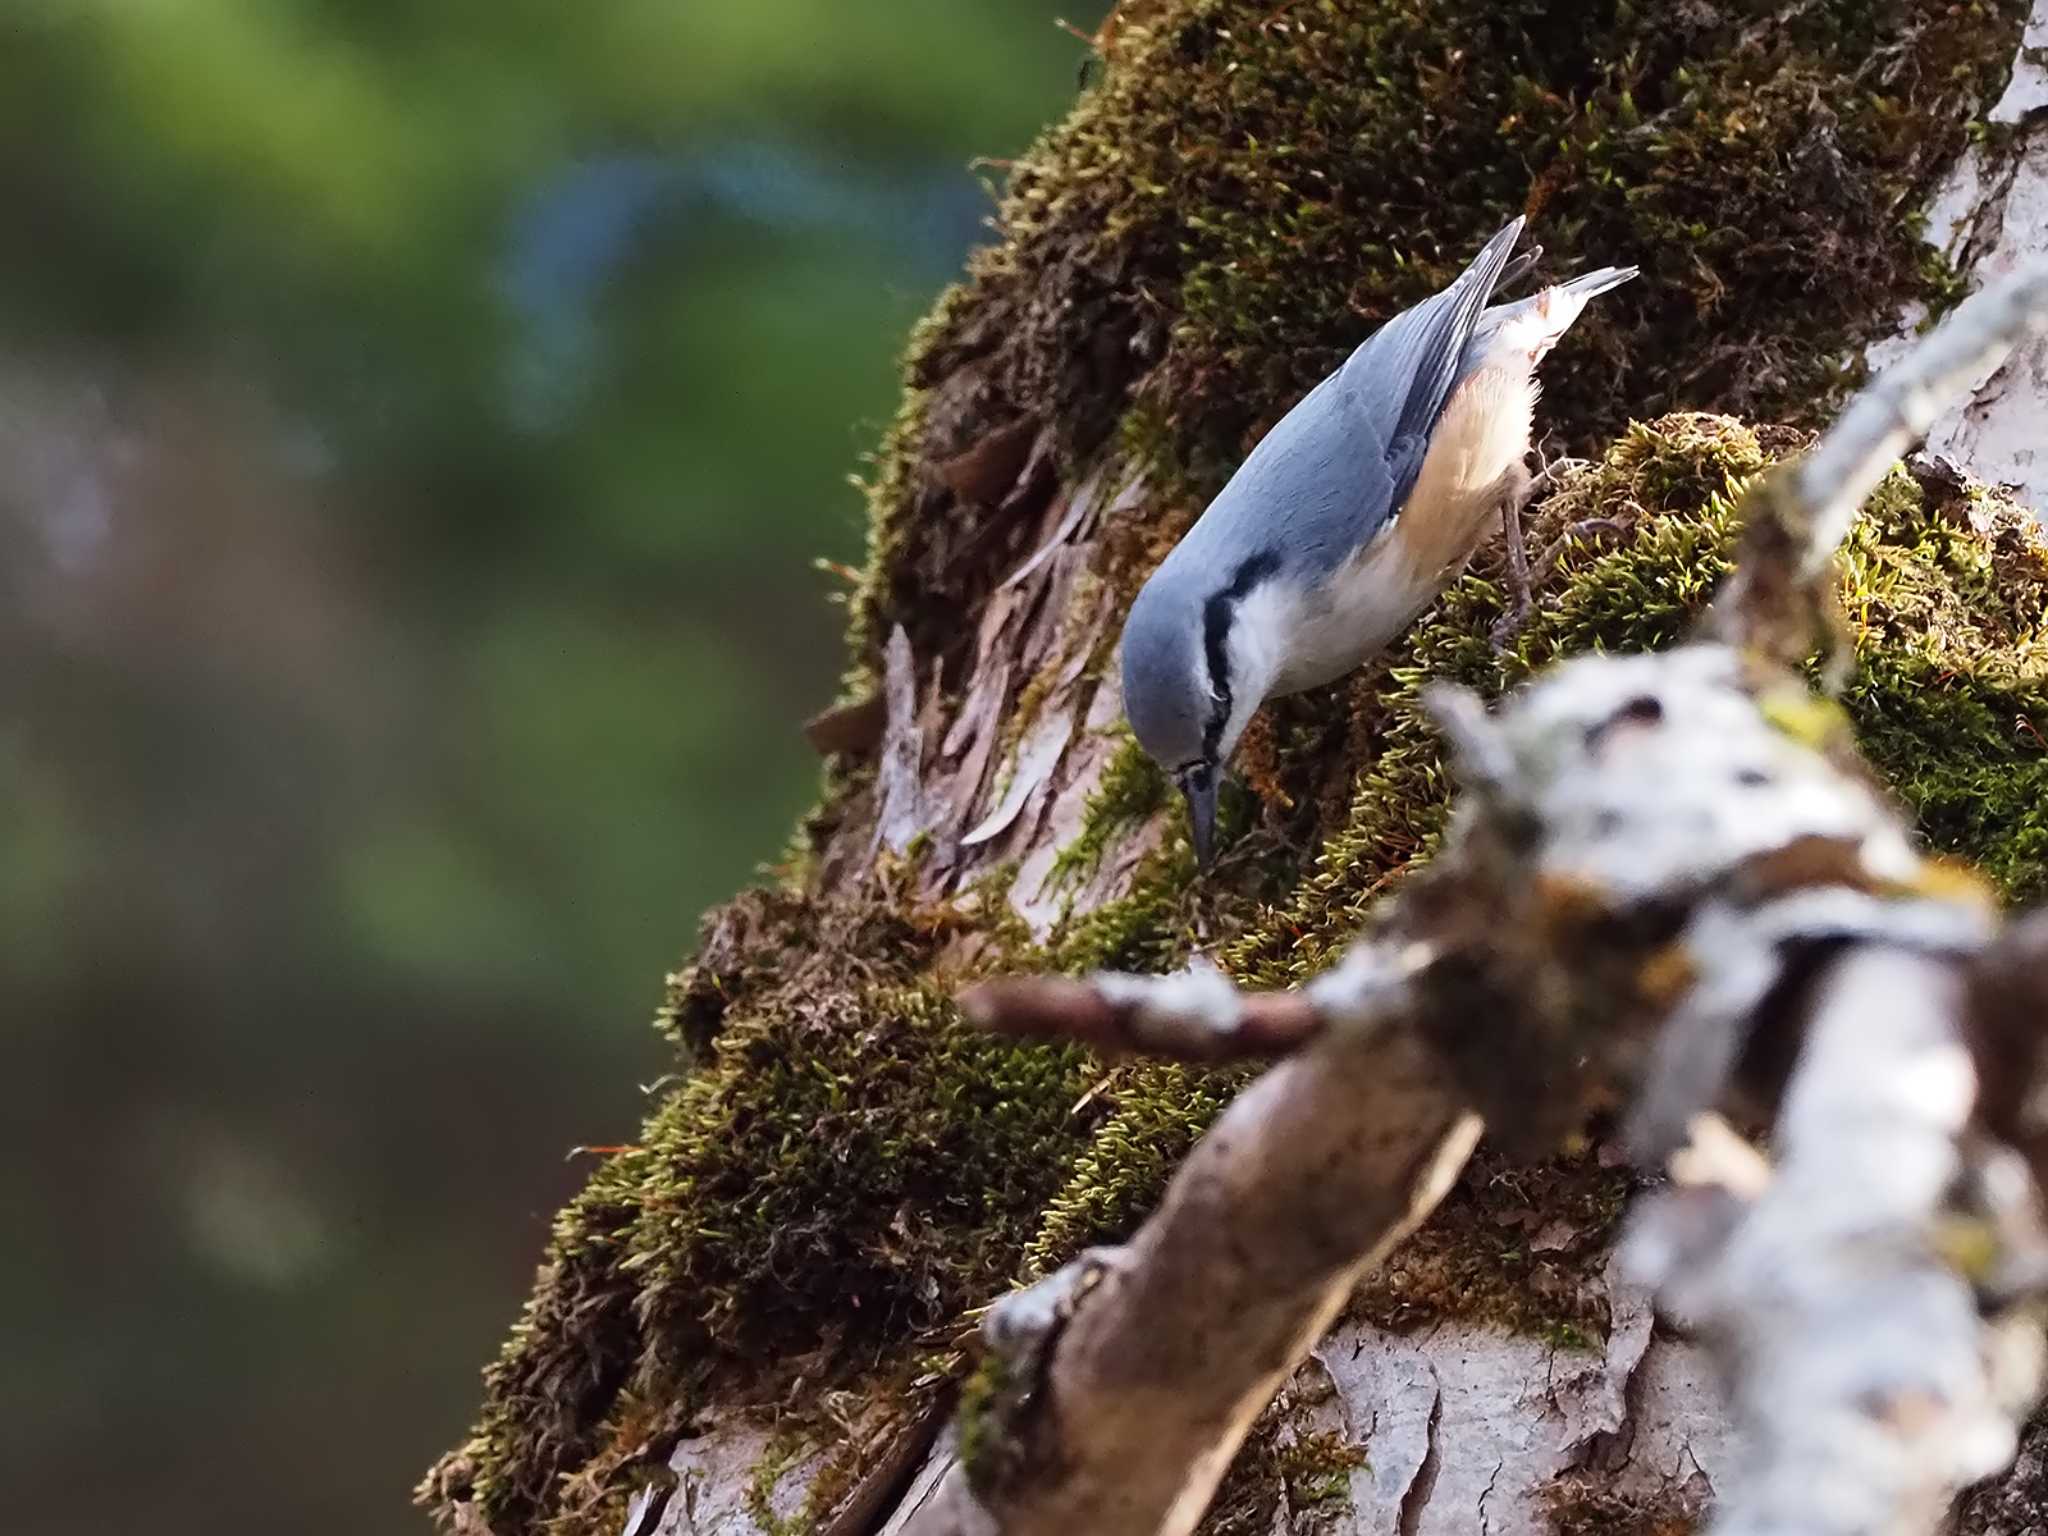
[890,270,2048,1536]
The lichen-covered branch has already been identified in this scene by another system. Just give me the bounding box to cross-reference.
[897,266,2048,1536]
[1625,949,2048,1536]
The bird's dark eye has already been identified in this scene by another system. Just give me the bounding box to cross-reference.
[1181,763,1212,792]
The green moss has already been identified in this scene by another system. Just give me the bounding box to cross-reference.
[1545,1474,1702,1535]
[1838,473,2048,900]
[423,889,1099,1534]
[1350,1147,1634,1342]
[744,1433,808,1536]
[1044,732,1171,889]
[1196,1420,1288,1536]
[1276,1430,1369,1509]
[955,1349,1018,1496]
[1025,1060,1245,1273]
[624,980,1089,1368]
[1044,838,1200,975]
[733,1388,949,1536]
[1196,1406,1369,1535]
[416,1149,650,1532]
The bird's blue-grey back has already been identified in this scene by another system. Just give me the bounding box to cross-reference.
[1148,217,1529,599]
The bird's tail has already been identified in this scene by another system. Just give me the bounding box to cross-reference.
[1470,262,1637,363]
[1555,265,1640,302]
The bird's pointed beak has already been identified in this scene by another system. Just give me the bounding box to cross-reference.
[1179,764,1220,872]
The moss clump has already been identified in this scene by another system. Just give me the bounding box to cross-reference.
[419,1154,651,1535]
[857,0,2022,672]
[423,886,1099,1534]
[1044,837,1202,975]
[1025,1060,1245,1273]
[1197,1418,1289,1536]
[1275,1430,1370,1510]
[1044,732,1171,889]
[954,1349,1012,1494]
[744,1433,808,1536]
[1839,470,2048,900]
[1350,1146,1634,1342]
[1546,1474,1702,1535]
[1197,1402,1369,1535]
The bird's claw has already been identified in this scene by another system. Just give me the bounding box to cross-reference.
[1490,596,1535,654]
[1493,476,1538,654]
[1496,515,1634,653]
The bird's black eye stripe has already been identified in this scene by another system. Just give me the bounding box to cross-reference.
[1199,550,1281,759]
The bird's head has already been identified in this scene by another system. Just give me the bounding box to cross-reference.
[1119,551,1280,870]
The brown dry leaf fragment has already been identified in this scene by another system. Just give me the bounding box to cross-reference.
[937,417,1037,504]
[805,693,886,758]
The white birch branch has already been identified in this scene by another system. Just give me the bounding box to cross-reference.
[1627,949,2047,1536]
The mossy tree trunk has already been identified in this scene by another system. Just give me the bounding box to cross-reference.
[425,3,2048,1533]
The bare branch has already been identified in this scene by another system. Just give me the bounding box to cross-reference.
[959,965,1326,1061]
[958,943,1437,1060]
[1791,264,2048,580]
[1716,262,2048,667]
[898,1021,1483,1536]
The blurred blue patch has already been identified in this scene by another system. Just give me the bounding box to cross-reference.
[501,143,988,428]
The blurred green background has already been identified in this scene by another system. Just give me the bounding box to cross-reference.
[0,5,1101,1530]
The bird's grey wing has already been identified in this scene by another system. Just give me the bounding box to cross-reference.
[1334,216,1526,523]
[1221,386,1398,581]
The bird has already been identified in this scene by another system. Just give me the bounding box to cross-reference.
[1118,216,1637,869]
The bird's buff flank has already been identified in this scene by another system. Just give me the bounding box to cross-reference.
[1118,217,1636,867]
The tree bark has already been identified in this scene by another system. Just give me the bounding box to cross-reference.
[427,4,2048,1533]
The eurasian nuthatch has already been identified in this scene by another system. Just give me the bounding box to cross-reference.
[1118,216,1636,867]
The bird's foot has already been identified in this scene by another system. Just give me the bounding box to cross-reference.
[1490,475,1539,655]
[1491,514,1634,652]
[1532,515,1630,579]
[1490,598,1534,655]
